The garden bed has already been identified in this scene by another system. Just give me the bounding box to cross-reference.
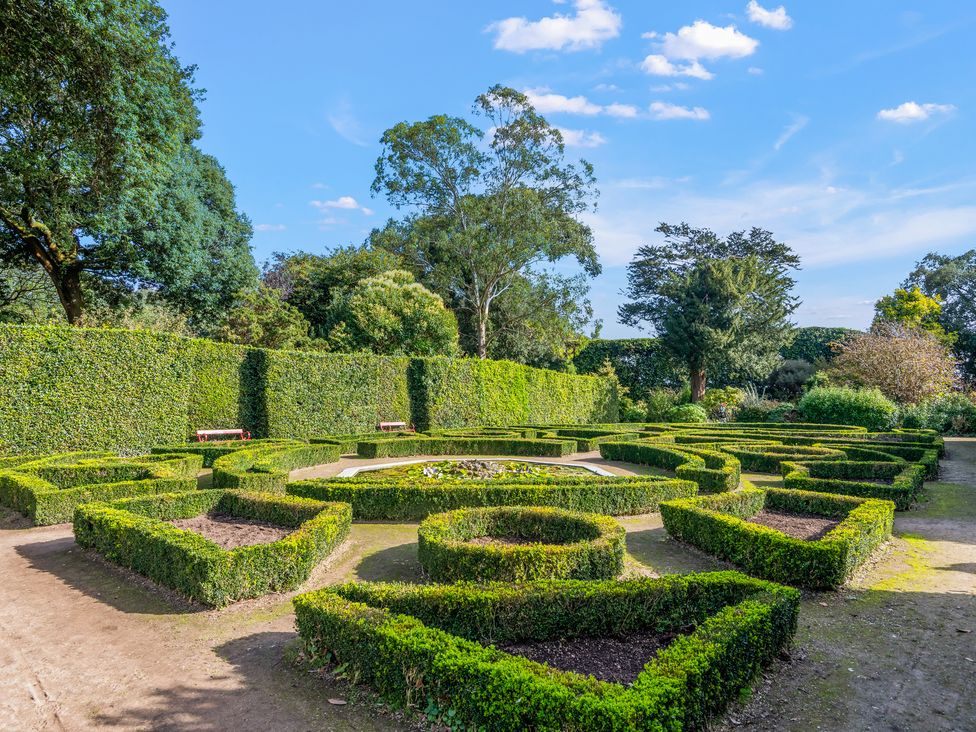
[417,506,625,582]
[73,489,351,606]
[168,513,292,549]
[660,487,894,589]
[294,573,800,731]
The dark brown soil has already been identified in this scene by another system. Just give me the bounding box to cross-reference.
[168,513,292,549]
[747,510,840,541]
[500,630,679,684]
[467,535,563,547]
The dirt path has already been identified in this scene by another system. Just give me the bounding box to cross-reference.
[1,443,973,730]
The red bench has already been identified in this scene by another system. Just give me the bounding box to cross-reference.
[195,429,251,442]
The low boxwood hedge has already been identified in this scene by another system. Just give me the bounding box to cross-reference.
[294,572,799,731]
[287,474,696,520]
[0,452,203,525]
[599,441,740,492]
[714,444,847,474]
[73,489,351,606]
[781,460,926,510]
[211,443,341,492]
[356,436,578,459]
[660,487,894,589]
[152,439,292,467]
[417,506,625,582]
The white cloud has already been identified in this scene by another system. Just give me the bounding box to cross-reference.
[557,127,608,147]
[648,101,710,121]
[328,100,369,147]
[640,54,714,80]
[488,0,621,53]
[254,223,286,232]
[773,115,808,150]
[659,20,758,61]
[747,66,764,75]
[525,88,601,115]
[746,1,793,30]
[877,101,956,123]
[525,88,638,118]
[310,196,374,215]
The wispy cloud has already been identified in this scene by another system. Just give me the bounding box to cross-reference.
[328,99,369,146]
[746,1,793,31]
[556,127,608,147]
[877,101,956,123]
[488,0,621,53]
[310,196,374,216]
[254,223,286,232]
[648,101,710,121]
[774,115,809,150]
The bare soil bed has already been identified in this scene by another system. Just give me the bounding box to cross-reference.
[168,513,292,549]
[500,630,679,684]
[746,509,839,541]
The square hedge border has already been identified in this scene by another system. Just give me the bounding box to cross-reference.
[660,487,894,590]
[356,436,579,460]
[294,573,799,731]
[781,459,926,511]
[73,490,351,606]
[0,453,202,526]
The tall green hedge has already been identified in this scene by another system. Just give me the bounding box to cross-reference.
[0,325,190,454]
[0,325,617,453]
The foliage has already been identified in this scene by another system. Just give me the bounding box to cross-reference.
[899,393,976,435]
[781,460,926,511]
[371,85,600,360]
[211,442,342,492]
[294,573,799,731]
[73,490,351,606]
[262,246,404,338]
[619,223,800,401]
[600,441,740,492]
[355,436,577,459]
[666,403,709,423]
[573,338,685,399]
[644,388,683,421]
[904,249,976,381]
[660,487,894,589]
[874,286,955,346]
[417,506,625,582]
[766,359,815,399]
[780,327,855,363]
[0,1,256,323]
[214,285,313,350]
[797,387,897,431]
[735,400,796,423]
[322,270,458,356]
[700,387,745,419]
[288,472,695,521]
[828,323,957,404]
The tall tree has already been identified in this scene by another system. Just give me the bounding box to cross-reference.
[874,286,954,346]
[619,223,800,401]
[0,0,256,323]
[904,250,976,381]
[370,85,600,359]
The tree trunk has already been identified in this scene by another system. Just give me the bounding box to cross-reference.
[690,369,706,402]
[476,313,488,358]
[51,264,84,324]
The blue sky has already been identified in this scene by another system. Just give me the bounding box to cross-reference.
[163,0,976,338]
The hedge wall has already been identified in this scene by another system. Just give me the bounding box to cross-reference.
[0,325,617,454]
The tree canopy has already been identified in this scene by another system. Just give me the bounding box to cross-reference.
[619,223,800,401]
[874,286,954,347]
[370,85,600,360]
[0,0,256,323]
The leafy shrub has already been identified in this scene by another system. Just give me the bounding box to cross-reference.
[294,573,799,731]
[798,387,896,431]
[737,400,797,423]
[73,490,351,606]
[700,387,745,419]
[288,473,696,520]
[901,393,976,435]
[766,359,815,399]
[644,388,681,421]
[660,487,894,589]
[665,403,708,423]
[418,506,625,582]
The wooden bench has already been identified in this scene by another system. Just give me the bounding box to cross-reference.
[377,421,413,432]
[195,429,251,442]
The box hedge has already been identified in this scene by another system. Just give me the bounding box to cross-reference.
[211,442,342,492]
[660,487,894,589]
[599,441,740,492]
[287,474,697,521]
[0,452,203,525]
[73,490,351,606]
[294,572,799,731]
[417,506,625,582]
[356,436,579,459]
[781,460,926,510]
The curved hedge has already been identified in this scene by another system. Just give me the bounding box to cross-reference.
[781,460,926,510]
[660,487,894,589]
[287,474,696,520]
[0,452,203,525]
[599,441,740,492]
[211,442,341,492]
[714,444,847,474]
[73,490,351,606]
[294,572,799,731]
[417,506,625,582]
[356,436,578,459]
